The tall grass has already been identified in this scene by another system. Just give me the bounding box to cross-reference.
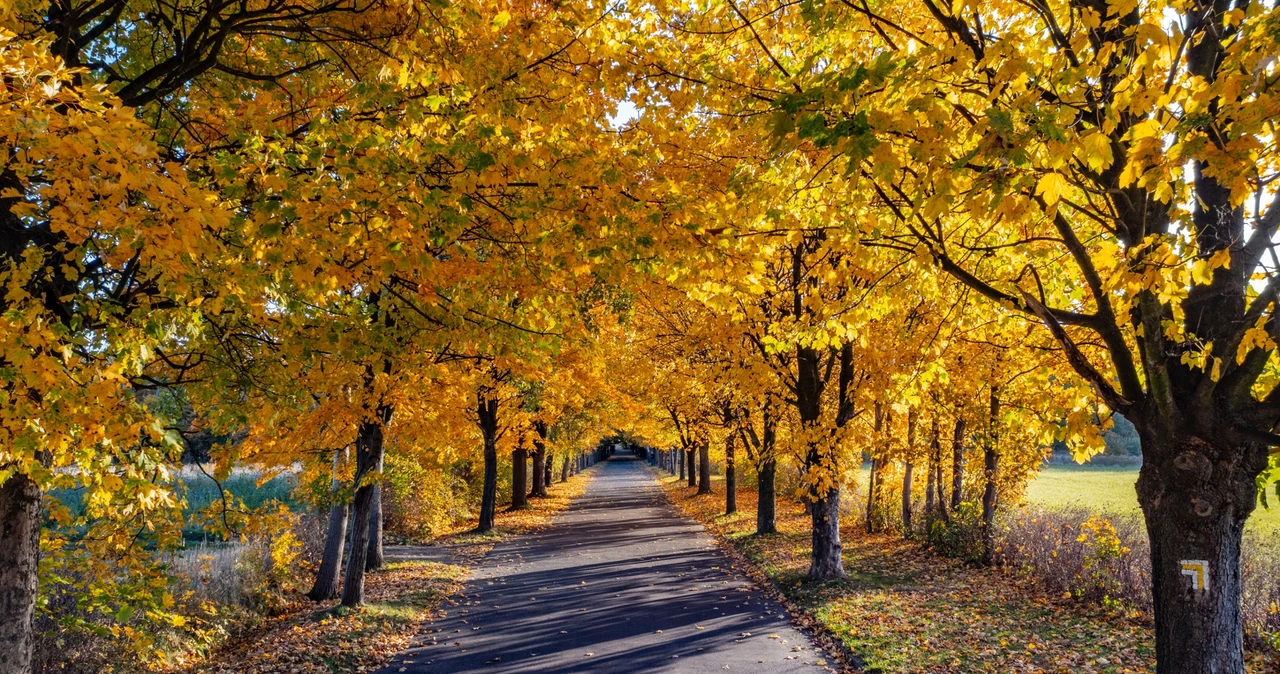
[995,505,1279,650]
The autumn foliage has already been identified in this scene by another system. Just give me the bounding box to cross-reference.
[2,0,1280,673]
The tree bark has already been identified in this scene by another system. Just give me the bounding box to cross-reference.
[0,473,41,674]
[561,453,571,482]
[981,385,1000,565]
[930,418,947,521]
[867,402,889,533]
[698,436,712,495]
[865,457,880,532]
[924,454,936,519]
[530,421,548,498]
[725,432,737,515]
[797,341,848,580]
[686,443,697,487]
[951,416,966,509]
[365,450,385,572]
[308,449,348,601]
[901,462,914,536]
[1135,433,1266,674]
[476,393,500,533]
[342,407,390,608]
[511,444,529,510]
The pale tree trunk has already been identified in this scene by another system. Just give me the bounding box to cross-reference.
[0,473,41,674]
[924,459,936,517]
[865,457,880,532]
[308,449,348,601]
[867,402,890,533]
[476,394,500,533]
[951,417,966,509]
[342,407,390,607]
[902,410,917,537]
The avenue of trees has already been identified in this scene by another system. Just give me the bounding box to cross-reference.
[2,1,1278,673]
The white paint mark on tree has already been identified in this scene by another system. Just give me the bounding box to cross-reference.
[1180,560,1210,591]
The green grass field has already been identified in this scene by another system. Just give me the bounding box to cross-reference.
[51,470,298,543]
[1026,464,1280,535]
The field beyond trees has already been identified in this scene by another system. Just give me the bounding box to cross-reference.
[1026,466,1280,536]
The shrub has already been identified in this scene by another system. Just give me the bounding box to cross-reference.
[927,501,986,563]
[383,454,471,540]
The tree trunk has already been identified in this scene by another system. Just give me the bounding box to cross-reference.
[1135,433,1267,674]
[809,487,845,580]
[686,444,697,487]
[310,501,349,601]
[530,422,548,498]
[951,416,966,509]
[561,453,571,482]
[0,473,41,674]
[308,450,348,601]
[511,445,529,510]
[754,457,776,534]
[981,385,1000,565]
[867,402,889,533]
[698,437,712,495]
[342,409,389,608]
[924,454,936,518]
[865,457,880,532]
[678,448,685,480]
[903,409,917,537]
[476,394,500,533]
[930,418,947,521]
[365,450,385,572]
[797,342,847,580]
[725,432,737,515]
[901,462,914,536]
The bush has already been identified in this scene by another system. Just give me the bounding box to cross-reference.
[984,505,1278,650]
[927,501,986,563]
[382,454,471,540]
[998,505,1150,608]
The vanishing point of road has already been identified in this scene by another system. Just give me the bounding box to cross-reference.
[379,451,832,674]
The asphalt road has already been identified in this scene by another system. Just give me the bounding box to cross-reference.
[379,451,831,674]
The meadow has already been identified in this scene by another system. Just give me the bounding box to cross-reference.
[1025,464,1280,535]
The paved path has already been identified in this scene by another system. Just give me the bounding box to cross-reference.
[380,452,830,674]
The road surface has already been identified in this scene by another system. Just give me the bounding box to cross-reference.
[380,452,831,674]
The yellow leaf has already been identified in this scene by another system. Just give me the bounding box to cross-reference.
[1036,173,1068,206]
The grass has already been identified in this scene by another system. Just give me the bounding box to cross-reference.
[1026,464,1280,535]
[50,468,299,543]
